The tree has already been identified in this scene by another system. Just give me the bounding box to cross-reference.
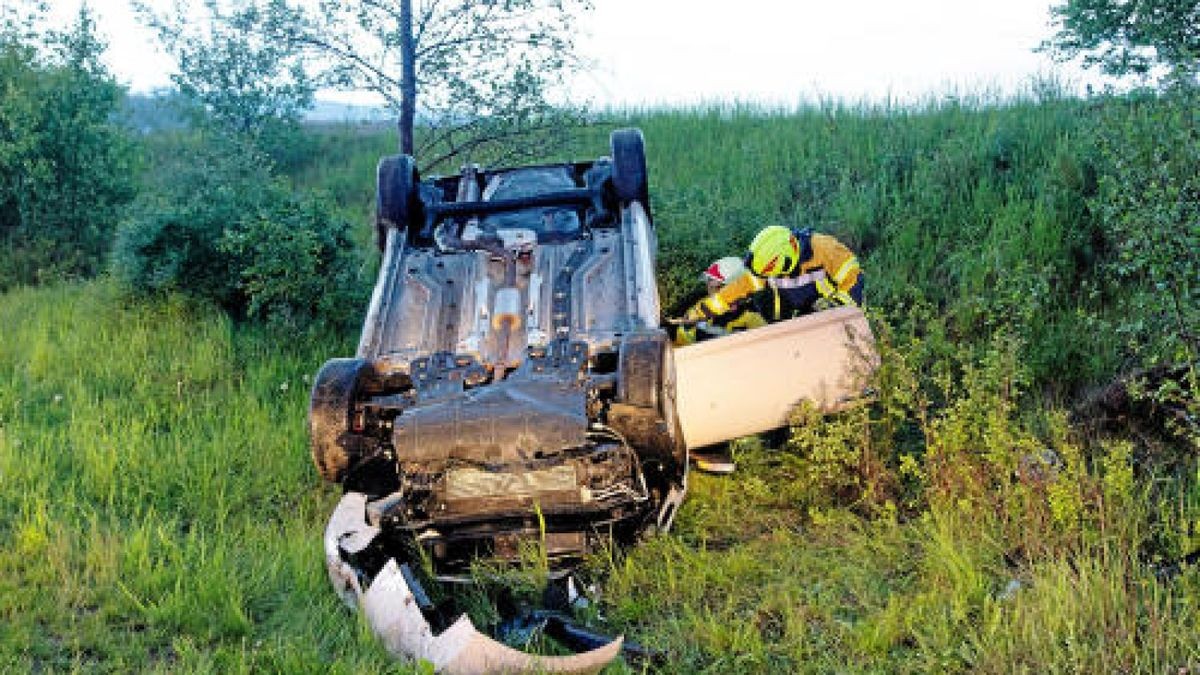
[134,0,317,140]
[0,5,137,288]
[1042,0,1200,83]
[147,0,593,169]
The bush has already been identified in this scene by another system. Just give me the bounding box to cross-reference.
[1088,89,1200,448]
[220,194,364,326]
[111,132,365,328]
[0,9,137,289]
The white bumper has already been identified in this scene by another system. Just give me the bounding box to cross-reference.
[324,492,623,674]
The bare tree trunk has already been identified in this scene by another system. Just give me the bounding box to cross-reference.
[398,0,416,155]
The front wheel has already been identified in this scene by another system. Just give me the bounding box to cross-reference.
[615,331,685,466]
[308,358,378,483]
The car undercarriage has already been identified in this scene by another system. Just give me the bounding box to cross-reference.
[309,129,683,672]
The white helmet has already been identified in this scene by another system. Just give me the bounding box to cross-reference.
[702,256,745,285]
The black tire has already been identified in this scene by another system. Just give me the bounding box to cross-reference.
[610,128,649,206]
[308,358,378,483]
[617,330,687,480]
[376,154,419,252]
[618,330,666,411]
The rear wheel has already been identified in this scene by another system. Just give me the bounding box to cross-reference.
[376,154,419,252]
[308,358,378,483]
[610,128,649,207]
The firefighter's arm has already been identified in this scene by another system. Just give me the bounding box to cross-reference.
[684,271,765,321]
[812,234,863,306]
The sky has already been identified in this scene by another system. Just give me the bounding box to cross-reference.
[45,0,1112,108]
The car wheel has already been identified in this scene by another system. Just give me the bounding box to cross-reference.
[616,331,687,509]
[376,154,419,252]
[309,358,378,483]
[618,330,665,411]
[610,128,648,206]
[617,330,685,456]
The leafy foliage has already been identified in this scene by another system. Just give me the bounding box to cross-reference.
[1088,88,1200,446]
[132,0,322,175]
[134,0,316,140]
[1042,0,1200,84]
[111,133,365,328]
[169,0,593,170]
[0,7,137,289]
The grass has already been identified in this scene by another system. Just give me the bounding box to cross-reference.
[0,282,398,672]
[3,92,1199,672]
[2,282,1193,672]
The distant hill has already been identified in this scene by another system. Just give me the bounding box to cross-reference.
[306,98,392,123]
[120,91,392,132]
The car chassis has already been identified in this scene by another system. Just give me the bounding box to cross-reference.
[310,129,683,672]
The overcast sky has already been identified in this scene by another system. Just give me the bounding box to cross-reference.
[47,0,1109,107]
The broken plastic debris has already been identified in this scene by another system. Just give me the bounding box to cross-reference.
[324,491,622,674]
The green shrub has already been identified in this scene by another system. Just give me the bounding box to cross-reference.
[1088,89,1200,448]
[111,133,365,328]
[219,193,364,327]
[0,10,137,289]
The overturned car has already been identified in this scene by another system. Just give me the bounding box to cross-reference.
[310,129,879,672]
[311,129,683,672]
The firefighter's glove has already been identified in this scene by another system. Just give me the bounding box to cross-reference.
[670,324,698,346]
[814,291,857,312]
[685,295,729,323]
[697,322,728,339]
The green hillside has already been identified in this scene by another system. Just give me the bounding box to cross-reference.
[2,94,1197,672]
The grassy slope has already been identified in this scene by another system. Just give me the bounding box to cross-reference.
[0,283,395,672]
[2,99,1198,672]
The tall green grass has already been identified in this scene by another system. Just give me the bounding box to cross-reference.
[0,282,399,672]
[2,275,1191,672]
[2,91,1197,672]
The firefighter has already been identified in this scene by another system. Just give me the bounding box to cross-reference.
[685,225,863,325]
[670,256,767,346]
[681,226,864,475]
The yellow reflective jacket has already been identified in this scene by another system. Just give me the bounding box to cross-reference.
[686,231,862,322]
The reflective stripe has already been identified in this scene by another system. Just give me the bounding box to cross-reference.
[815,277,836,298]
[747,274,767,291]
[833,257,860,285]
[768,269,826,289]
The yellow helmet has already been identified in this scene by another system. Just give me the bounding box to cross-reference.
[746,225,799,276]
